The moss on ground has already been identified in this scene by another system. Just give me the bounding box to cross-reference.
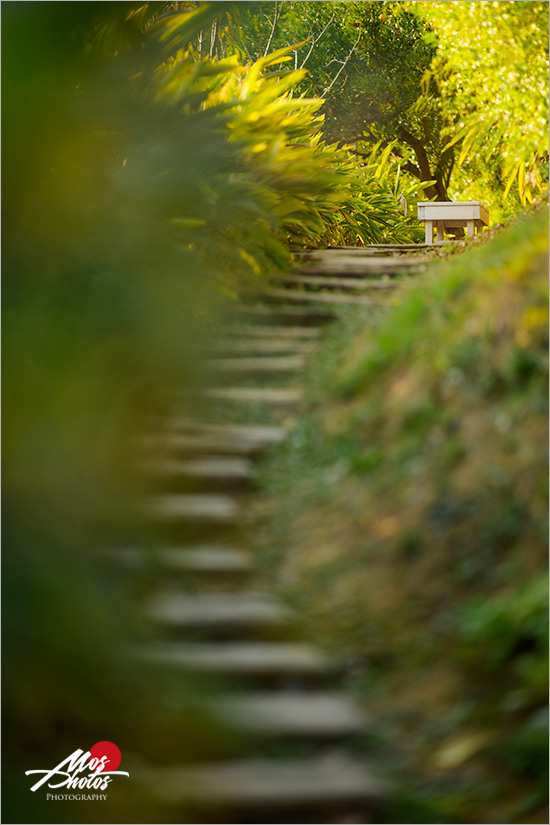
[255,208,549,824]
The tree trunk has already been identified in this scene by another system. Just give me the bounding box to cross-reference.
[209,19,218,60]
[398,126,449,201]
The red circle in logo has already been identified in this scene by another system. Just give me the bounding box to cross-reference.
[89,741,121,772]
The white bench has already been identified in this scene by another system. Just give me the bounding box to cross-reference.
[417,201,489,244]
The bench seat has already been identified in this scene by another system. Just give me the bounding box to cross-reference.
[418,201,489,243]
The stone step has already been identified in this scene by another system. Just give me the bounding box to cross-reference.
[223,324,322,339]
[295,244,433,256]
[144,591,291,633]
[214,692,369,738]
[138,457,255,490]
[234,305,336,325]
[142,423,287,458]
[255,288,379,307]
[327,243,434,251]
[150,753,385,808]
[275,274,405,291]
[134,641,332,679]
[146,494,239,525]
[204,386,302,409]
[208,355,307,375]
[209,339,320,357]
[294,257,426,276]
[107,546,254,576]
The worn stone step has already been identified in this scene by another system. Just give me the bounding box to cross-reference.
[139,457,255,491]
[222,324,322,340]
[275,274,405,291]
[214,692,369,738]
[294,256,426,277]
[208,355,307,375]
[204,386,302,409]
[134,641,332,679]
[150,753,385,808]
[295,244,433,256]
[144,591,291,633]
[209,339,320,357]
[142,423,287,458]
[327,243,434,251]
[234,305,336,325]
[255,288,379,307]
[146,494,239,525]
[107,546,254,576]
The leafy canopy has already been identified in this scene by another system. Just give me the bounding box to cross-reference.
[230,0,549,214]
[410,1,549,208]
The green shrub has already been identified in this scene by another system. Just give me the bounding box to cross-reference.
[459,575,548,696]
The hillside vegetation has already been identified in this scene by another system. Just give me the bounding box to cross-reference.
[258,208,548,824]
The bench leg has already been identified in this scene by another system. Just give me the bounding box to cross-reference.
[466,219,475,238]
[425,220,433,244]
[436,221,445,243]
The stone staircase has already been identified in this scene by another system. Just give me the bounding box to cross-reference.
[112,244,432,823]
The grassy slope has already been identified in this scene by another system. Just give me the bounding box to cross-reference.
[257,209,549,824]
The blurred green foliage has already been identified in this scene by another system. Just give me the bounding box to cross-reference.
[2,4,249,822]
[459,574,549,800]
[459,575,548,698]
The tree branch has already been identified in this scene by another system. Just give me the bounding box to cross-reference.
[299,12,335,69]
[209,18,218,60]
[422,116,432,144]
[322,28,362,97]
[263,1,282,57]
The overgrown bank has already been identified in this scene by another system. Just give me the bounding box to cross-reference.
[256,209,549,824]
